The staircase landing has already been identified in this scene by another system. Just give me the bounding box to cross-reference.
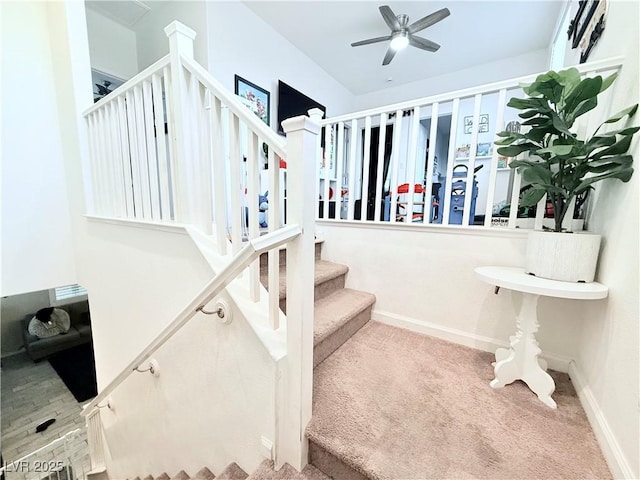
[307,321,611,480]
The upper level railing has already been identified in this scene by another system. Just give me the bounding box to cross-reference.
[82,22,318,470]
[316,57,624,231]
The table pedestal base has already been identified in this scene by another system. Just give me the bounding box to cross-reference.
[490,294,556,408]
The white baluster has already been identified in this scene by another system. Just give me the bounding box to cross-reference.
[374,113,387,222]
[267,146,281,329]
[321,124,332,219]
[484,89,507,227]
[308,108,324,222]
[360,116,372,221]
[163,65,178,220]
[108,101,127,218]
[335,122,345,220]
[248,132,261,302]
[462,94,482,226]
[389,110,403,223]
[125,90,143,219]
[423,104,439,225]
[229,114,242,252]
[151,73,171,221]
[442,98,460,225]
[116,96,135,218]
[404,106,421,224]
[196,80,213,234]
[347,118,358,220]
[142,80,160,221]
[508,168,522,229]
[211,96,228,255]
[133,84,152,220]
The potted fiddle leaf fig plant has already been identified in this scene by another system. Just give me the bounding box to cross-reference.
[495,67,638,282]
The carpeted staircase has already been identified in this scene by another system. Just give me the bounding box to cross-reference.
[120,240,610,480]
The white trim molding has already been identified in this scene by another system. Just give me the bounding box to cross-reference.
[568,362,636,479]
[371,309,573,373]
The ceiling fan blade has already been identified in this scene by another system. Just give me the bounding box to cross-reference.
[351,35,392,47]
[408,8,450,34]
[409,35,440,52]
[379,5,400,31]
[382,46,397,66]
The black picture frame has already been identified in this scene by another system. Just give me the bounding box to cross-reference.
[572,0,599,49]
[234,75,270,126]
[580,13,606,63]
[567,1,586,41]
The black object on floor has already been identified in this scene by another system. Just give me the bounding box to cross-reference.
[35,418,56,432]
[48,344,98,402]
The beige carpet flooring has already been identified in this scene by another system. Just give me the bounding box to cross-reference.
[308,321,611,480]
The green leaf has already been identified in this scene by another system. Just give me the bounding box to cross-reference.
[518,110,540,119]
[592,134,634,159]
[520,187,547,207]
[496,144,537,157]
[538,145,574,156]
[603,104,639,124]
[564,77,602,118]
[600,72,618,93]
[550,111,573,136]
[521,164,553,185]
[570,97,598,121]
[575,167,634,193]
[521,117,552,126]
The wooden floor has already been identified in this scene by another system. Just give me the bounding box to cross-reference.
[1,352,90,474]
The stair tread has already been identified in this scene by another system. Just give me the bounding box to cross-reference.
[217,463,248,480]
[247,460,330,480]
[193,467,215,480]
[314,288,376,345]
[260,260,349,300]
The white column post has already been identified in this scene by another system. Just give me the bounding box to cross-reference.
[165,21,210,230]
[279,114,320,470]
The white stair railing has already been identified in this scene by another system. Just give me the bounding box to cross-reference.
[317,57,623,230]
[0,429,89,480]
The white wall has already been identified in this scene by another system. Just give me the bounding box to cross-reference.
[85,8,138,79]
[1,1,77,296]
[353,49,549,111]
[318,223,583,366]
[83,225,277,478]
[206,1,355,125]
[133,1,208,71]
[563,0,640,477]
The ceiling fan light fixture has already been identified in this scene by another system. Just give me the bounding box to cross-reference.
[390,32,409,51]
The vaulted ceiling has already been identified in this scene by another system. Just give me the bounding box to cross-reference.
[86,1,564,95]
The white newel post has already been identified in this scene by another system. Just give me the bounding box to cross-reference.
[280,115,320,470]
[165,22,211,232]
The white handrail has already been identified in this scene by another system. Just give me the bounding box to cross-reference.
[81,224,302,416]
[321,56,625,124]
[179,55,287,161]
[0,429,82,473]
[83,55,171,116]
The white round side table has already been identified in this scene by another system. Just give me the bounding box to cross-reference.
[475,266,608,408]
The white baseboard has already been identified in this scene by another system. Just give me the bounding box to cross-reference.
[569,362,636,479]
[371,309,572,373]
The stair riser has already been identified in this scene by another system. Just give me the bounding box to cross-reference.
[260,243,322,269]
[280,273,346,313]
[309,442,369,480]
[314,307,372,368]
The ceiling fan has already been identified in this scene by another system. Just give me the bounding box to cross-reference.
[351,5,450,65]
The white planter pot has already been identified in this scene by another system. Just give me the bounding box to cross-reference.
[525,230,601,283]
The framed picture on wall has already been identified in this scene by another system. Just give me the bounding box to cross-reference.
[91,69,125,103]
[463,114,489,134]
[234,75,270,126]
